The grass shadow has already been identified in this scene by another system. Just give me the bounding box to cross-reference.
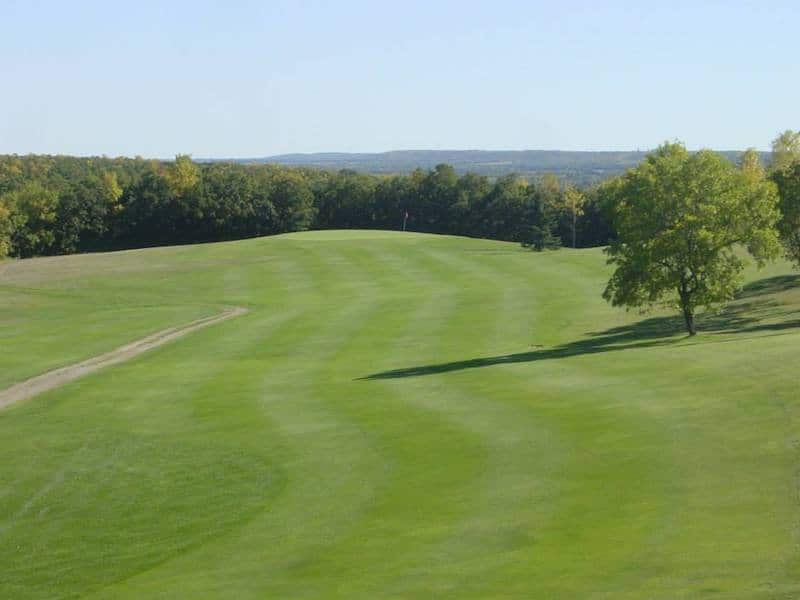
[738,274,800,298]
[360,274,800,381]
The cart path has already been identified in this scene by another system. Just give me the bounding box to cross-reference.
[0,306,248,410]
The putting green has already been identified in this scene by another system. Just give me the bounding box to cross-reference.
[1,231,798,598]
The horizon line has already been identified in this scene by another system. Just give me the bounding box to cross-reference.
[0,146,773,161]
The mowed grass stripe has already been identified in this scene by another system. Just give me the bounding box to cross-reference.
[378,292,562,595]
[296,274,484,596]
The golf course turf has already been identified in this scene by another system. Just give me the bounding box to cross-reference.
[1,230,799,598]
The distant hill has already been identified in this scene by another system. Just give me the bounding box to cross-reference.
[217,149,772,185]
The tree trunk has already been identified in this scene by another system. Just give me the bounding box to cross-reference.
[572,212,577,248]
[682,306,696,336]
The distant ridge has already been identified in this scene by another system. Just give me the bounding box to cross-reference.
[205,149,771,185]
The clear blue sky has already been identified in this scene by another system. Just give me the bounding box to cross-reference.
[1,0,798,157]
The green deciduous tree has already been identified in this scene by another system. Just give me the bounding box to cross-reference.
[451,172,490,235]
[54,174,124,253]
[164,154,200,197]
[4,181,59,257]
[765,130,800,265]
[269,169,316,231]
[770,130,800,174]
[314,169,377,229]
[602,142,781,335]
[772,162,800,265]
[0,199,11,258]
[560,185,585,248]
[100,171,124,211]
[538,173,582,248]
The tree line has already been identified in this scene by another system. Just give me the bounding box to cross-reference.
[0,154,613,259]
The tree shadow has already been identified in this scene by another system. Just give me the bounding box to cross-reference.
[738,274,800,298]
[360,274,800,381]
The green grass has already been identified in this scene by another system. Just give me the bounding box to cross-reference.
[1,230,799,598]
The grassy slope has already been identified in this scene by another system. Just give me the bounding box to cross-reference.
[0,230,798,598]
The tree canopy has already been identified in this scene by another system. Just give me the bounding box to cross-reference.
[0,200,11,259]
[766,130,800,266]
[770,130,800,174]
[602,142,781,335]
[772,162,800,266]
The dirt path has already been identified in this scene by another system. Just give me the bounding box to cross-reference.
[0,306,248,411]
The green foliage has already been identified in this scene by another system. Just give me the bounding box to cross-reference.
[314,169,377,229]
[772,162,800,265]
[577,186,615,247]
[0,198,11,258]
[479,174,530,239]
[269,169,316,231]
[55,175,124,253]
[451,171,491,234]
[519,221,561,251]
[412,164,459,232]
[4,181,59,257]
[765,128,800,268]
[603,142,781,334]
[100,171,123,209]
[164,154,200,197]
[556,184,585,248]
[769,129,800,174]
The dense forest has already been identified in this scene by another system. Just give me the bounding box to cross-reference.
[1,134,798,262]
[0,154,612,259]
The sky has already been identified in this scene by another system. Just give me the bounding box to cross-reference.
[1,0,798,157]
